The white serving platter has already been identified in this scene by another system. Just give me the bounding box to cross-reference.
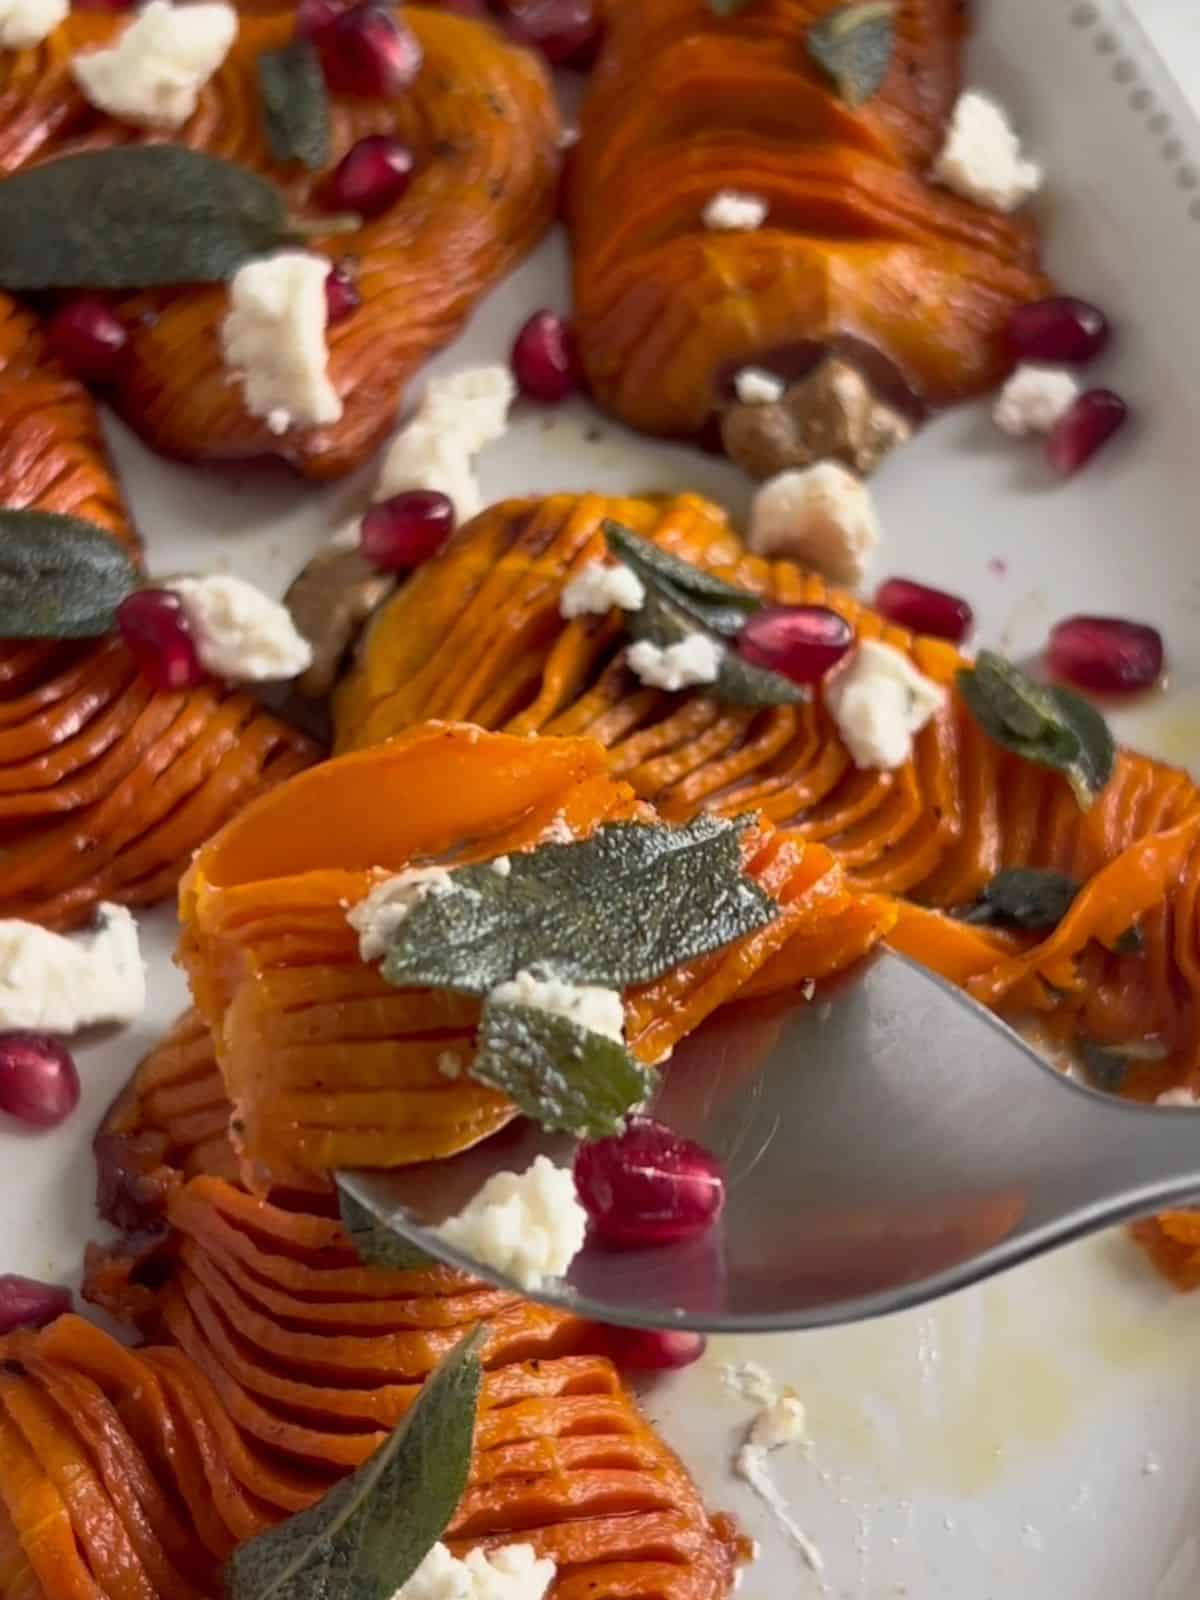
[8,1,1200,1594]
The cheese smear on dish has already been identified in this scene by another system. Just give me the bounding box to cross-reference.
[170,575,313,683]
[0,0,66,50]
[703,190,768,230]
[394,1542,555,1600]
[627,633,723,692]
[559,560,646,619]
[0,904,144,1033]
[993,364,1080,436]
[220,252,343,436]
[824,640,944,771]
[933,90,1043,212]
[347,866,459,961]
[749,462,880,586]
[71,0,237,128]
[374,365,516,525]
[437,1155,588,1291]
[489,969,625,1043]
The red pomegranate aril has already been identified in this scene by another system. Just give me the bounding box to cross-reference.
[360,490,456,570]
[602,1326,707,1372]
[319,4,422,97]
[499,0,600,65]
[325,260,361,324]
[45,297,129,383]
[0,1275,72,1335]
[116,589,206,692]
[0,1032,80,1129]
[512,310,579,404]
[1047,389,1128,476]
[875,578,973,645]
[574,1116,725,1248]
[295,0,342,38]
[1008,296,1110,365]
[1047,615,1164,694]
[736,604,854,685]
[324,135,414,217]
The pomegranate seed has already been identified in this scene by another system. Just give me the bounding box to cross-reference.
[1008,296,1110,365]
[0,1275,72,1335]
[1046,389,1128,476]
[1047,615,1164,694]
[325,260,361,324]
[116,589,206,692]
[511,310,579,404]
[360,490,456,570]
[875,578,973,645]
[574,1116,725,1249]
[295,0,343,38]
[736,605,853,685]
[45,297,128,383]
[0,1032,80,1128]
[500,0,600,64]
[324,135,414,217]
[602,1327,707,1371]
[319,4,422,97]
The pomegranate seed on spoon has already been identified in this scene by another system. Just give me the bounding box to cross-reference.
[0,1275,72,1335]
[360,490,456,570]
[1047,615,1164,694]
[875,578,973,645]
[45,298,128,383]
[511,310,579,403]
[1008,296,1110,365]
[318,3,422,97]
[116,589,206,692]
[324,135,414,216]
[324,259,361,323]
[1046,389,1128,476]
[499,0,600,65]
[0,1032,80,1128]
[295,0,343,39]
[736,605,853,686]
[574,1116,725,1248]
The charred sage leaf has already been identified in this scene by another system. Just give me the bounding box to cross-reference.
[628,586,805,709]
[958,868,1080,932]
[258,39,330,172]
[1080,1037,1166,1094]
[337,1181,436,1272]
[380,815,779,996]
[604,520,763,638]
[473,1000,653,1138]
[0,511,138,637]
[807,1,895,106]
[957,652,1115,811]
[225,1325,483,1600]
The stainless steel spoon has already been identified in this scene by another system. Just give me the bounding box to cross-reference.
[342,949,1200,1332]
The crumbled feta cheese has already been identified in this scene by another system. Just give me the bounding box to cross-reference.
[71,0,236,128]
[719,1360,779,1407]
[0,904,144,1033]
[375,366,516,524]
[437,1156,588,1291]
[396,1542,555,1600]
[734,1391,821,1571]
[490,969,624,1042]
[539,816,575,846]
[932,90,1043,213]
[490,855,512,878]
[703,190,768,231]
[170,575,313,683]
[436,1051,463,1080]
[0,0,66,50]
[748,463,880,587]
[627,633,723,692]
[993,364,1080,437]
[220,251,341,436]
[824,640,944,771]
[347,866,457,961]
[1156,1087,1200,1108]
[748,1393,806,1451]
[560,560,646,619]
[734,368,786,405]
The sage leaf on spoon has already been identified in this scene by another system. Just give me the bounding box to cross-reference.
[258,39,331,172]
[0,511,138,637]
[807,1,895,106]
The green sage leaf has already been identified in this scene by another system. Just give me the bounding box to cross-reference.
[605,520,763,638]
[337,1182,436,1272]
[957,868,1080,932]
[224,1325,484,1600]
[380,815,779,996]
[957,652,1115,811]
[626,581,806,711]
[473,999,653,1138]
[1080,1037,1166,1094]
[0,510,138,637]
[258,39,331,172]
[807,1,896,105]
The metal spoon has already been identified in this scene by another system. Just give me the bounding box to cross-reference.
[342,949,1200,1332]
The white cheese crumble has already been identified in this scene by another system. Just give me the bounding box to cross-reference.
[170,575,313,683]
[0,904,144,1033]
[1156,1088,1200,1108]
[375,366,516,525]
[0,0,66,50]
[220,251,341,436]
[993,364,1080,437]
[437,1156,588,1291]
[734,367,785,405]
[436,1051,463,1081]
[932,90,1043,213]
[719,1360,779,1407]
[539,816,575,846]
[395,1542,555,1600]
[729,1382,821,1573]
[824,639,944,771]
[71,0,236,128]
[749,462,880,587]
[627,633,723,692]
[489,855,512,878]
[559,560,646,619]
[703,190,768,231]
[489,969,624,1043]
[347,866,457,961]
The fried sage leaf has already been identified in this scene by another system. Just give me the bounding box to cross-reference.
[957,868,1081,932]
[605,519,763,638]
[258,39,331,171]
[627,586,805,709]
[807,1,896,106]
[336,1182,436,1272]
[225,1326,484,1600]
[0,511,139,637]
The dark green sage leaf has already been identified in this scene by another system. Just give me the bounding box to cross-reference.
[0,510,138,637]
[807,1,895,106]
[628,585,805,711]
[957,868,1080,932]
[380,815,779,996]
[473,999,653,1138]
[258,40,330,172]
[337,1182,436,1272]
[604,520,763,639]
[957,652,1115,811]
[224,1325,484,1600]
